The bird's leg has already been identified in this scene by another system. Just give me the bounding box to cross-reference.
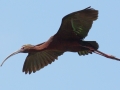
[94,50,120,61]
[79,45,120,61]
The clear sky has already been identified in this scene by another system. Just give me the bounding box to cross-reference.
[0,0,120,90]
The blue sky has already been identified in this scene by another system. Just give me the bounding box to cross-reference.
[0,0,120,90]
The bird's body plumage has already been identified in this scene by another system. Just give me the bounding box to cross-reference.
[21,7,100,74]
[1,6,120,74]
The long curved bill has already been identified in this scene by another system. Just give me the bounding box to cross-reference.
[1,49,24,66]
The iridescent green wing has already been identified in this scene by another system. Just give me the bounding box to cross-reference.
[71,16,93,39]
[78,50,93,56]
[55,6,98,40]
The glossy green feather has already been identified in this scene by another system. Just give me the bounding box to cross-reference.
[56,7,98,40]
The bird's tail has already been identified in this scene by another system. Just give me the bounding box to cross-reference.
[78,41,99,56]
[83,41,99,50]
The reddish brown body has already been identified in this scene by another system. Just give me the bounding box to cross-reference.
[33,35,94,52]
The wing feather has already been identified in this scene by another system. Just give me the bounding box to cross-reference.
[55,6,98,40]
[22,50,64,74]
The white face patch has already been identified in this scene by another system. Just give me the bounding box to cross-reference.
[22,44,34,50]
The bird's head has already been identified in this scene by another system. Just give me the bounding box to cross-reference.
[0,44,35,66]
[21,44,35,52]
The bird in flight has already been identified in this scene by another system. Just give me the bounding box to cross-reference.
[1,6,120,74]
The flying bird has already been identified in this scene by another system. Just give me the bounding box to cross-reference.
[1,6,120,74]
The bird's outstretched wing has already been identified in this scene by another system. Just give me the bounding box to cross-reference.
[55,6,98,40]
[22,50,64,74]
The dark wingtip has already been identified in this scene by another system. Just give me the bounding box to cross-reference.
[82,6,98,21]
[84,6,96,10]
[85,6,91,9]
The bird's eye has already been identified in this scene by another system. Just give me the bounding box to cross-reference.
[22,45,26,49]
[22,47,24,49]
